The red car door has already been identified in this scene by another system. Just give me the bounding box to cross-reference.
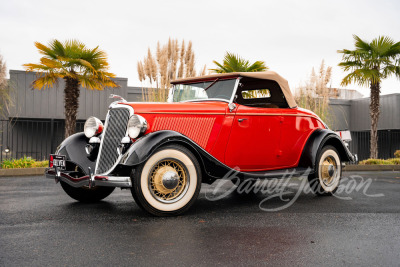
[224,105,282,171]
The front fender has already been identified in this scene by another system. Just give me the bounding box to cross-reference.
[56,132,95,175]
[298,129,355,169]
[119,130,231,181]
[120,131,186,166]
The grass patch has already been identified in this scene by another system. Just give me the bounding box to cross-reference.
[359,158,400,165]
[1,156,49,169]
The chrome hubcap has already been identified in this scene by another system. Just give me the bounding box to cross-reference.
[162,170,180,189]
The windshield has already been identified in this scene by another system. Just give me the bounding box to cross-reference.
[172,79,237,102]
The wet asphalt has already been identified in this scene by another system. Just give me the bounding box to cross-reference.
[1,171,400,266]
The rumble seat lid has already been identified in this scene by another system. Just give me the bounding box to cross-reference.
[171,71,297,108]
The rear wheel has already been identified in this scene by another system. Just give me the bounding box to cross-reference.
[308,145,342,195]
[130,144,201,216]
[60,182,115,202]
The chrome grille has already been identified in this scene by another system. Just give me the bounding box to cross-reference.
[96,108,130,174]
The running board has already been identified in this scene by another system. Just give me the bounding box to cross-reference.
[240,167,312,180]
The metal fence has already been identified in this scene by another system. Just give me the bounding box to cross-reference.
[0,119,84,162]
[0,118,399,163]
[348,130,400,161]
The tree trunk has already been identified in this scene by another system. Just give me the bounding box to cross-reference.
[64,77,80,138]
[369,82,380,159]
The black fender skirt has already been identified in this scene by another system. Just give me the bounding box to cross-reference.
[56,132,95,175]
[298,129,355,169]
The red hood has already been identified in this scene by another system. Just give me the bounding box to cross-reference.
[120,101,228,115]
[118,101,228,153]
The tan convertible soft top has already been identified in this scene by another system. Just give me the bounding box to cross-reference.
[171,71,297,108]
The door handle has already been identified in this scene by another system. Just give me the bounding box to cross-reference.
[238,118,247,122]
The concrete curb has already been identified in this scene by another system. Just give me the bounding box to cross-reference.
[0,167,46,177]
[343,165,400,171]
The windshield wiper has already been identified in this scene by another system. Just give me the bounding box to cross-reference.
[204,78,219,91]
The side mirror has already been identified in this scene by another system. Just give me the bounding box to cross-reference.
[228,103,236,112]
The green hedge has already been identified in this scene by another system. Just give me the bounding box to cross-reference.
[1,156,49,169]
[359,158,400,165]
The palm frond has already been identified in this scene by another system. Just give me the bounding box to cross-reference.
[34,42,57,59]
[79,75,119,90]
[49,39,66,58]
[338,34,400,88]
[23,63,52,72]
[210,52,268,73]
[24,39,118,90]
[31,72,62,90]
[370,36,394,56]
[40,58,63,69]
[353,35,371,52]
[210,60,229,73]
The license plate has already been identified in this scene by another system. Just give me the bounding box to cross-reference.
[50,154,66,170]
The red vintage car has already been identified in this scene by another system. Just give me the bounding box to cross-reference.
[45,71,354,216]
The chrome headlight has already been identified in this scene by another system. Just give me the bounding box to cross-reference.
[127,115,148,139]
[84,117,103,138]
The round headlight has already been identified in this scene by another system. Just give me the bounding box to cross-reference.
[84,117,103,138]
[127,115,148,139]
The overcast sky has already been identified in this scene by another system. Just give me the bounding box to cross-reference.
[1,0,399,96]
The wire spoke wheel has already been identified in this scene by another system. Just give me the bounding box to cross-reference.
[149,159,189,203]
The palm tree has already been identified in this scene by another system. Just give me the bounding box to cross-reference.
[24,39,119,138]
[210,52,268,73]
[338,35,400,159]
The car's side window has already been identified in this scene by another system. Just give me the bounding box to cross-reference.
[235,78,289,108]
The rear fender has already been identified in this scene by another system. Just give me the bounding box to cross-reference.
[298,129,355,169]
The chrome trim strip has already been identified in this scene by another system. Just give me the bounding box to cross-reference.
[97,176,132,187]
[95,103,134,175]
[235,113,318,118]
[181,98,230,103]
[229,77,242,104]
[139,112,225,115]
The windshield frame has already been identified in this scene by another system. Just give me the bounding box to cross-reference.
[168,77,241,104]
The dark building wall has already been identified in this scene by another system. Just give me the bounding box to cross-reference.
[328,99,352,131]
[0,119,85,161]
[8,70,128,120]
[328,95,400,160]
[350,94,400,131]
[328,94,400,132]
[127,86,144,102]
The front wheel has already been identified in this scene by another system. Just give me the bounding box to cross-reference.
[130,145,201,216]
[308,145,342,195]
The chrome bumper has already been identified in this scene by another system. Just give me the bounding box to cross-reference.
[45,168,132,188]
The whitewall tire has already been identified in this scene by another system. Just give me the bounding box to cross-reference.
[308,145,342,195]
[131,144,201,216]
